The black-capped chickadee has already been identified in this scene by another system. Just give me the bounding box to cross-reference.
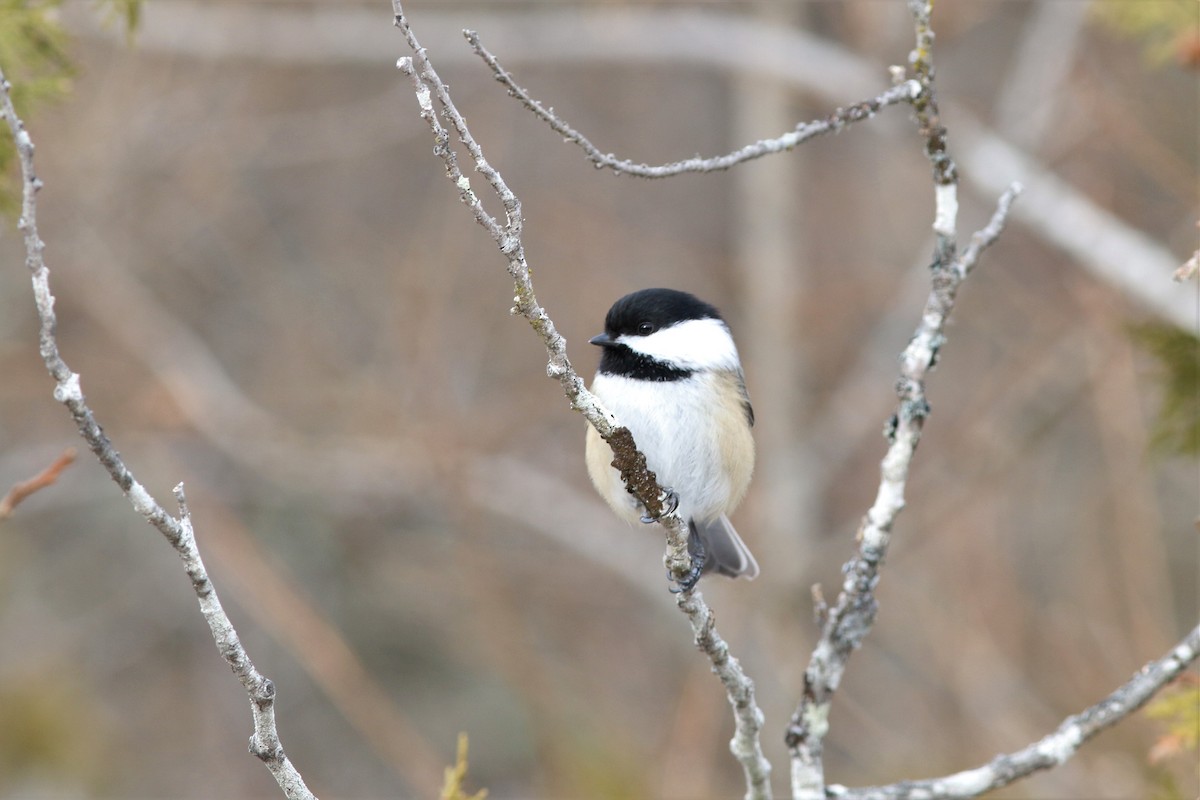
[585,288,759,588]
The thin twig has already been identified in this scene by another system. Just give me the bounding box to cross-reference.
[465,28,921,179]
[391,5,771,797]
[0,68,316,800]
[829,623,1200,799]
[0,447,76,519]
[907,0,957,191]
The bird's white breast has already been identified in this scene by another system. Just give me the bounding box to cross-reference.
[588,370,752,524]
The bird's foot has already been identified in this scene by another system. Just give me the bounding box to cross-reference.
[640,487,679,523]
[668,525,706,594]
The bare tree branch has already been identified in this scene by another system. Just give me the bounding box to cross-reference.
[465,28,920,178]
[675,590,771,799]
[786,3,1022,795]
[391,4,772,796]
[390,4,686,591]
[0,67,316,800]
[830,623,1200,799]
[785,183,1021,799]
[0,447,76,520]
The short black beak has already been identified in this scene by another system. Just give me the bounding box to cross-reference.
[589,332,616,347]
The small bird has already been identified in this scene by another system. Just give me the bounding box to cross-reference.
[585,288,758,590]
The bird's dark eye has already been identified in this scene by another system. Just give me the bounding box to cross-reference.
[636,321,655,335]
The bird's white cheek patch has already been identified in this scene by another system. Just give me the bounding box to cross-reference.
[619,318,740,372]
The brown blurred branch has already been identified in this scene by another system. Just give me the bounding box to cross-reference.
[0,447,76,520]
[392,4,771,797]
[0,69,316,800]
[832,623,1200,799]
[465,28,920,178]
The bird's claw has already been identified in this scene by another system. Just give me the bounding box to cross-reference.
[668,561,703,594]
[640,487,680,524]
[668,524,706,594]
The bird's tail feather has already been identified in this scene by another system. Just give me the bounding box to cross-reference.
[690,515,760,580]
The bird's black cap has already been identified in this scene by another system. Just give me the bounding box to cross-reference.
[599,288,722,340]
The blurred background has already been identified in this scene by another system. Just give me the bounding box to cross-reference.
[0,1,1196,797]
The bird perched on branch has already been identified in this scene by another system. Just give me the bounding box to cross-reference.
[585,288,758,591]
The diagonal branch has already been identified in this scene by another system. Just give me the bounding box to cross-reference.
[391,3,683,589]
[831,623,1200,799]
[391,4,771,797]
[465,27,920,178]
[0,67,316,800]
